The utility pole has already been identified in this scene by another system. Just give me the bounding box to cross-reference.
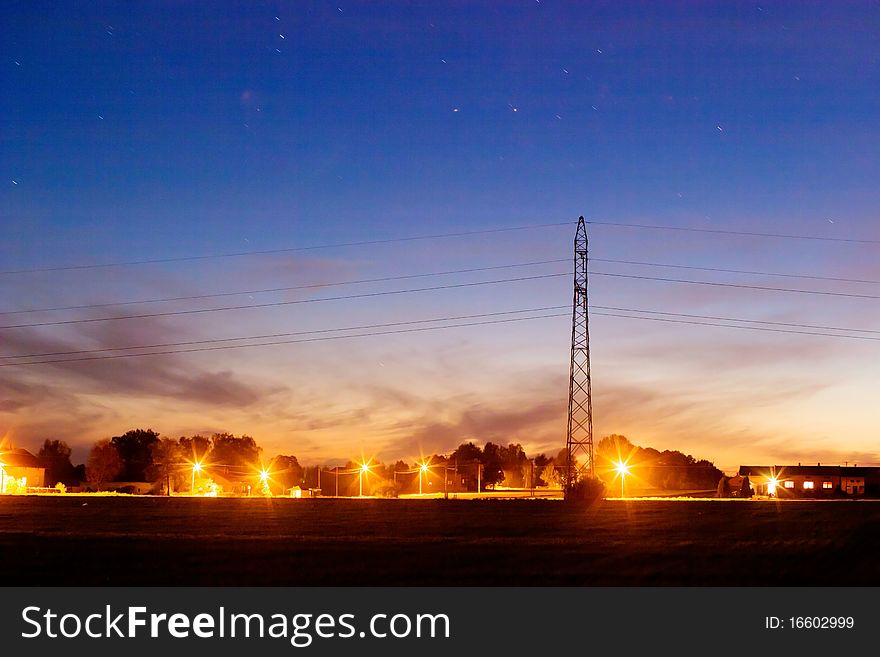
[565,216,594,498]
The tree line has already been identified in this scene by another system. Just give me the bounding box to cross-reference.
[33,430,725,494]
[594,434,724,491]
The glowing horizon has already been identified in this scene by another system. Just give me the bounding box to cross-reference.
[2,3,878,474]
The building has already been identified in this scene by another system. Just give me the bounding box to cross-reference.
[738,464,880,497]
[0,448,46,492]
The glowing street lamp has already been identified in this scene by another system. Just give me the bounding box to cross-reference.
[614,460,630,498]
[258,467,272,496]
[419,462,430,495]
[767,476,779,497]
[191,461,202,494]
[359,462,370,497]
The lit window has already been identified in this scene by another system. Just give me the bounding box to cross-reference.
[784,480,794,489]
[803,481,814,489]
[823,481,833,489]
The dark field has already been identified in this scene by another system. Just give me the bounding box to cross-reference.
[2,496,879,585]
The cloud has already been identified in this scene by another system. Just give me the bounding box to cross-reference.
[0,310,285,407]
[382,396,565,458]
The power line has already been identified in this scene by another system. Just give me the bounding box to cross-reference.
[5,303,877,362]
[0,305,570,360]
[587,220,880,245]
[0,272,570,330]
[4,218,875,278]
[5,268,879,331]
[3,256,875,318]
[592,271,880,300]
[4,301,879,369]
[592,258,880,285]
[0,312,571,367]
[592,306,880,335]
[592,311,880,342]
[0,221,572,276]
[0,259,570,316]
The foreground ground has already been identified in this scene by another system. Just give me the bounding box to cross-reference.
[1,496,877,585]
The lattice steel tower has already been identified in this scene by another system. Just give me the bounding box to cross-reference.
[565,216,593,496]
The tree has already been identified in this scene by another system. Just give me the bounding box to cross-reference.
[449,443,483,490]
[596,434,635,463]
[208,433,261,468]
[86,440,123,491]
[178,435,211,464]
[386,460,409,478]
[740,476,753,498]
[498,443,529,487]
[480,443,505,489]
[148,438,186,494]
[271,455,305,493]
[534,453,551,486]
[541,463,562,488]
[716,476,732,498]
[110,429,160,481]
[38,439,75,486]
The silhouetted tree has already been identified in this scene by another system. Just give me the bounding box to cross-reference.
[717,476,732,498]
[594,434,723,491]
[86,440,122,490]
[534,453,551,486]
[480,442,505,489]
[498,443,529,486]
[209,433,261,468]
[271,454,305,493]
[449,443,483,489]
[178,435,211,464]
[38,439,76,486]
[148,438,186,493]
[595,434,636,463]
[110,429,160,481]
[740,476,753,498]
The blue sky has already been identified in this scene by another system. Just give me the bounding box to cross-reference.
[1,1,879,470]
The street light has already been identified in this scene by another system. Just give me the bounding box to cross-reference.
[359,462,370,497]
[191,462,202,495]
[614,460,630,498]
[258,467,272,496]
[419,462,429,495]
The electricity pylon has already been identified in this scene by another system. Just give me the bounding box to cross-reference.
[565,216,593,497]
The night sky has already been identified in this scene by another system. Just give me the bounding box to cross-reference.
[2,1,879,469]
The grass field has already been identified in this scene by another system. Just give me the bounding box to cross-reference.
[1,496,878,585]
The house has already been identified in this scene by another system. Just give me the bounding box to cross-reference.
[738,464,880,497]
[0,448,46,492]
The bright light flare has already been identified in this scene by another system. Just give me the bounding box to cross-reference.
[614,461,630,477]
[420,463,429,473]
[259,469,270,483]
[192,462,202,474]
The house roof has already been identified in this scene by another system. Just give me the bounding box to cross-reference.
[0,448,43,469]
[739,464,880,477]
